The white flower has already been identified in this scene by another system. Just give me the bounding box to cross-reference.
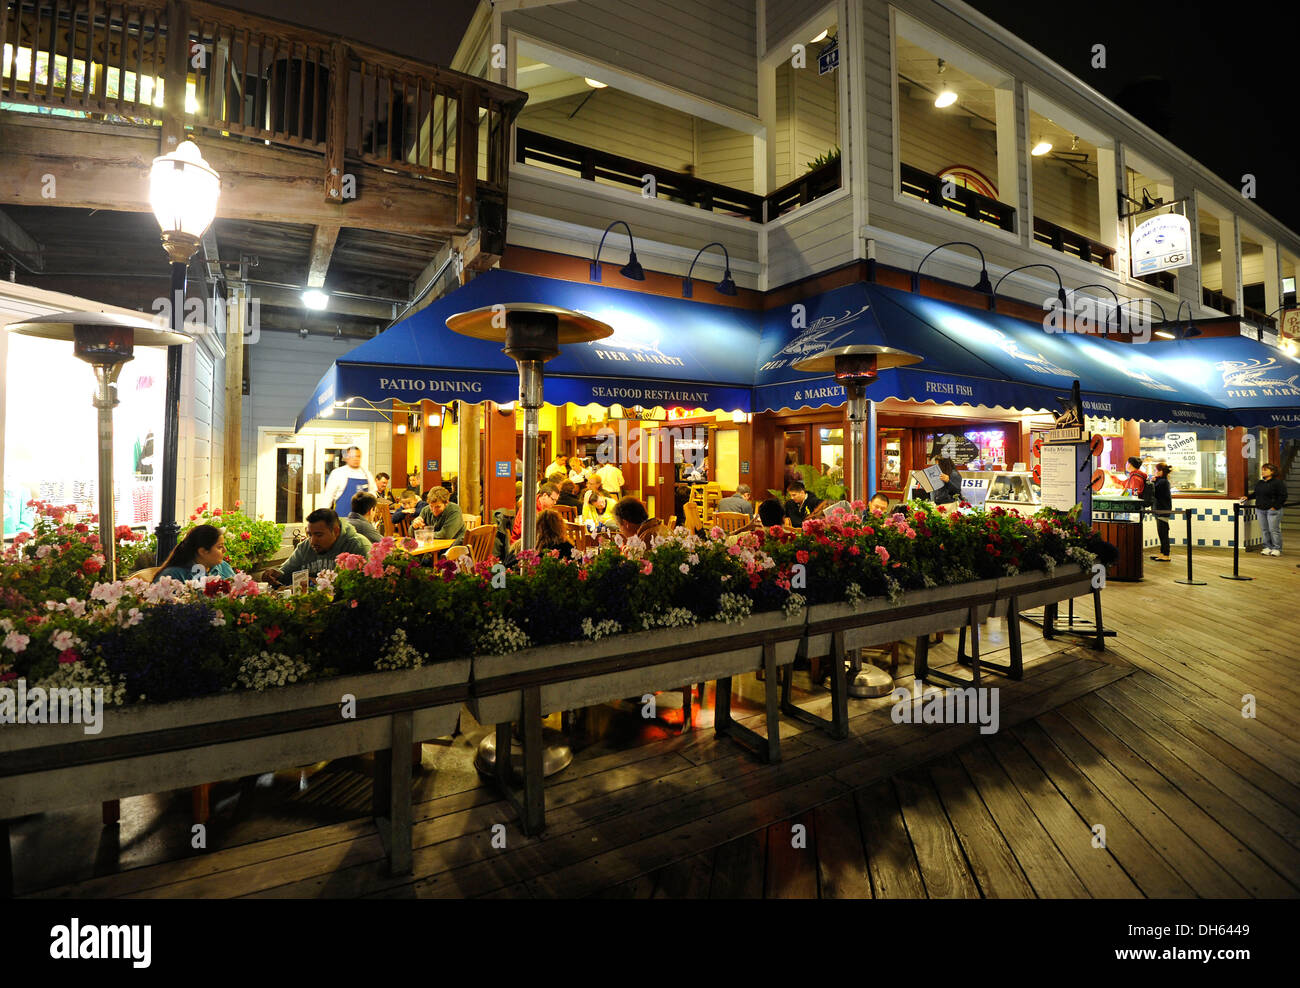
[476,617,531,655]
[679,562,690,574]
[314,569,337,593]
[233,650,312,692]
[712,592,753,625]
[687,553,699,566]
[125,607,144,627]
[0,618,12,633]
[581,617,622,641]
[375,627,428,670]
[845,582,867,607]
[639,607,698,630]
[3,631,30,653]
[783,593,807,618]
[65,597,87,618]
[35,544,52,558]
[49,629,79,652]
[211,612,227,627]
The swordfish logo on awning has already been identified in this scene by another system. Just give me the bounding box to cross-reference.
[1218,358,1300,397]
[1117,366,1177,393]
[585,311,686,367]
[984,329,1077,379]
[760,304,865,371]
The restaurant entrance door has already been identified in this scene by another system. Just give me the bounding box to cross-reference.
[255,428,371,526]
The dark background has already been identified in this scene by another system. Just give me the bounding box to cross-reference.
[224,0,1300,234]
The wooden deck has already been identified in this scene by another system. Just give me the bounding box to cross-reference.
[18,548,1300,898]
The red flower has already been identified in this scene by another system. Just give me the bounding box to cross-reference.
[265,625,283,643]
[81,556,103,575]
[74,523,88,533]
[795,550,809,564]
[57,649,79,665]
[212,509,222,517]
[240,531,251,541]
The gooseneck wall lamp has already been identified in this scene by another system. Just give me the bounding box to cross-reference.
[1115,298,1169,338]
[1065,284,1122,332]
[911,241,993,294]
[149,139,221,566]
[590,221,646,283]
[682,242,737,298]
[992,263,1069,313]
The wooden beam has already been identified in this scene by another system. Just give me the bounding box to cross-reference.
[223,284,246,510]
[0,117,464,235]
[0,208,43,272]
[306,224,341,288]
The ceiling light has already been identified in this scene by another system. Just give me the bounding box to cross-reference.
[1154,330,1175,339]
[584,77,607,89]
[934,58,956,108]
[1031,140,1053,156]
[810,29,829,43]
[302,289,328,310]
[426,412,442,428]
[395,423,407,435]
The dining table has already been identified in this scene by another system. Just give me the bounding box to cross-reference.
[409,539,455,558]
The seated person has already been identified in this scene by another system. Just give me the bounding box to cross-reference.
[511,482,559,542]
[443,475,458,504]
[392,490,425,528]
[347,490,383,543]
[154,524,235,582]
[581,489,618,531]
[783,480,822,528]
[716,483,754,515]
[756,498,786,530]
[508,508,575,564]
[867,491,891,516]
[556,480,584,510]
[412,486,467,544]
[373,472,398,505]
[260,508,371,586]
[611,496,656,540]
[673,483,692,522]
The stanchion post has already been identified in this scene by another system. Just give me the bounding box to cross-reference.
[1175,507,1207,586]
[1221,501,1254,581]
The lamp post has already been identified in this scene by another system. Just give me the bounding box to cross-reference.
[149,140,221,565]
[793,345,922,700]
[448,303,612,780]
[7,313,193,582]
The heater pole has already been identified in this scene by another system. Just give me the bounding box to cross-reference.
[93,364,123,583]
[519,360,543,551]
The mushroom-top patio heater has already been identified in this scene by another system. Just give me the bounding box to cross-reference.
[446,303,612,550]
[793,344,921,699]
[792,345,922,504]
[7,312,193,582]
[448,303,611,782]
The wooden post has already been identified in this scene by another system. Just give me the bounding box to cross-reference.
[460,400,482,516]
[455,81,479,229]
[484,401,515,518]
[324,41,347,202]
[160,1,189,152]
[222,285,244,510]
[388,711,413,874]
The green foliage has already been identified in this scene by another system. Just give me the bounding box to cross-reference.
[805,146,841,173]
[139,501,283,572]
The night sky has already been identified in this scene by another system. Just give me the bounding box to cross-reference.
[227,0,1300,235]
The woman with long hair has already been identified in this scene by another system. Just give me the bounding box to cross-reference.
[535,508,573,559]
[931,456,963,506]
[1149,461,1174,561]
[154,524,235,582]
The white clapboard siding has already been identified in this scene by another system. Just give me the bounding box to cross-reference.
[765,0,820,57]
[793,61,839,174]
[774,61,793,186]
[505,0,758,116]
[517,86,697,169]
[211,352,226,507]
[697,118,754,191]
[1030,158,1102,240]
[508,168,761,264]
[767,192,856,287]
[1240,248,1269,285]
[898,92,999,190]
[187,344,214,515]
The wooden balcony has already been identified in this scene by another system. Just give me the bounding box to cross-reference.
[0,0,526,238]
[1032,216,1115,271]
[1202,286,1235,314]
[899,162,1016,233]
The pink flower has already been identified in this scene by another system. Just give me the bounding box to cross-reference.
[709,526,724,539]
[335,553,363,571]
[49,629,77,652]
[35,545,52,559]
[640,560,653,575]
[402,538,418,551]
[3,631,29,653]
[679,563,690,574]
[234,500,242,508]
[57,649,80,665]
[350,599,358,608]
[874,545,890,564]
[240,531,251,541]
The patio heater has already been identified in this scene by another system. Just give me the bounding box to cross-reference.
[149,140,221,566]
[447,302,612,777]
[7,312,193,583]
[793,344,922,698]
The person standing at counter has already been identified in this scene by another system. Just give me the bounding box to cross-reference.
[1149,462,1174,562]
[931,457,963,506]
[1245,463,1288,556]
[1121,456,1147,499]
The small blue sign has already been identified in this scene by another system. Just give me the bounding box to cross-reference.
[741,461,750,473]
[495,461,511,478]
[427,459,438,472]
[818,39,838,75]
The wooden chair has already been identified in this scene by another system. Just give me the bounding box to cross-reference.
[465,524,496,563]
[374,500,395,536]
[682,499,702,534]
[665,515,677,532]
[554,504,577,523]
[444,544,470,563]
[461,513,481,530]
[128,566,161,583]
[702,482,723,522]
[565,522,595,550]
[713,511,751,534]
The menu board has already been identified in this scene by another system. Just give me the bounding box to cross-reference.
[1164,432,1200,485]
[1040,444,1081,512]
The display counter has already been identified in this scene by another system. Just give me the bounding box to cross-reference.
[961,470,1041,510]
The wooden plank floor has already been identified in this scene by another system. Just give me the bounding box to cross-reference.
[22,548,1300,899]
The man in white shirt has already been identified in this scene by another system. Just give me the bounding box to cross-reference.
[595,460,625,497]
[323,446,375,514]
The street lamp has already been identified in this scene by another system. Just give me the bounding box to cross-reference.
[793,344,922,700]
[149,139,221,565]
[447,303,612,783]
[7,312,193,582]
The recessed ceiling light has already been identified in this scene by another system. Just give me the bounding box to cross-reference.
[1031,140,1053,156]
[302,289,328,310]
[584,77,607,89]
[810,29,829,43]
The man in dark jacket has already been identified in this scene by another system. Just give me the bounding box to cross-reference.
[347,490,383,543]
[413,486,467,545]
[262,508,371,585]
[1245,463,1288,556]
[783,481,822,527]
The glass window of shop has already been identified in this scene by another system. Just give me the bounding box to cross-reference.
[3,335,166,535]
[894,14,1018,233]
[925,427,1008,471]
[1243,428,1270,487]
[1138,423,1226,494]
[817,428,844,484]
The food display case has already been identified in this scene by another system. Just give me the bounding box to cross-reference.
[983,471,1041,508]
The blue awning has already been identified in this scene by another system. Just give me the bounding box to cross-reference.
[1141,335,1300,428]
[296,270,759,429]
[753,284,1233,426]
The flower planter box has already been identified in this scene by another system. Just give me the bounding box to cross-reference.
[991,568,1095,614]
[468,609,806,725]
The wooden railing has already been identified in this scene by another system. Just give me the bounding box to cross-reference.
[0,0,524,208]
[1032,216,1115,270]
[900,162,1016,232]
[1202,286,1235,314]
[516,128,764,221]
[1242,303,1276,330]
[1136,271,1176,294]
[764,157,841,220]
